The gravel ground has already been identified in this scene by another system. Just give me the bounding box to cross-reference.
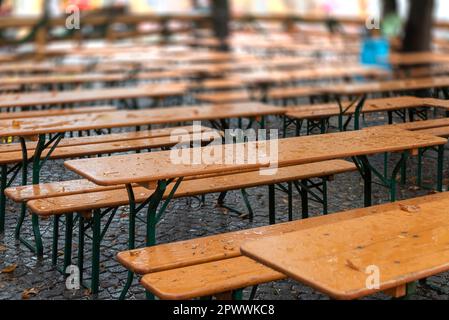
[1,111,449,300]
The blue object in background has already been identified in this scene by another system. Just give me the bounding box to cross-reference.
[360,37,391,70]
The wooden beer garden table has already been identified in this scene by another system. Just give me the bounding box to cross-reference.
[0,102,283,249]
[322,76,449,131]
[0,83,188,110]
[63,126,446,252]
[241,191,449,299]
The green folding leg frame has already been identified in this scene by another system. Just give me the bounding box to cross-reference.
[119,178,183,300]
[15,132,64,256]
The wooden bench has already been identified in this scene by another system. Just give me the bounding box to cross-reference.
[190,78,244,91]
[267,86,325,105]
[0,83,188,110]
[119,192,449,300]
[6,160,356,295]
[0,106,117,120]
[0,125,215,237]
[194,91,254,104]
[0,125,215,162]
[21,160,356,218]
[284,96,433,135]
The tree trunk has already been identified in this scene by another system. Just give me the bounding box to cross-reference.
[402,0,435,52]
[210,0,230,52]
[381,0,398,18]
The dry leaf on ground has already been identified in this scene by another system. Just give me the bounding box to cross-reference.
[22,288,39,300]
[1,264,17,273]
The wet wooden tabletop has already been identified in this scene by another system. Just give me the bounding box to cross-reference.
[286,96,438,119]
[323,76,449,96]
[236,66,388,85]
[0,83,187,109]
[389,52,449,66]
[64,127,446,186]
[0,102,284,137]
[241,191,449,299]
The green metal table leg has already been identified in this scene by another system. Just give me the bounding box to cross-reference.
[63,214,74,271]
[268,184,275,225]
[322,178,328,215]
[288,182,293,221]
[240,189,254,221]
[356,156,373,207]
[51,215,60,266]
[146,181,167,247]
[232,289,243,300]
[119,184,137,301]
[0,165,7,233]
[400,154,407,185]
[300,180,309,219]
[436,145,444,192]
[390,153,408,202]
[91,209,101,295]
[417,149,423,188]
[30,134,46,256]
[78,214,85,285]
[15,138,28,238]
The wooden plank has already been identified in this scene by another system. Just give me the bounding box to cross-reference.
[286,96,427,120]
[0,133,215,165]
[0,83,187,109]
[389,52,449,66]
[0,103,283,137]
[0,125,214,153]
[393,118,449,131]
[0,106,117,120]
[195,91,252,104]
[64,127,446,186]
[117,192,449,275]
[0,74,127,86]
[237,66,388,85]
[140,256,285,300]
[268,86,324,100]
[323,77,449,96]
[241,192,449,300]
[28,160,356,215]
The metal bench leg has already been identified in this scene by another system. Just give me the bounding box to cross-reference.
[119,185,137,300]
[353,156,372,207]
[300,180,309,219]
[437,145,444,192]
[232,289,243,300]
[240,189,254,221]
[249,285,259,300]
[0,165,6,233]
[390,153,408,202]
[288,182,293,221]
[268,184,275,225]
[400,153,407,185]
[51,215,60,266]
[417,149,423,188]
[322,179,328,215]
[16,133,64,256]
[63,214,74,271]
[91,209,101,295]
[78,214,85,285]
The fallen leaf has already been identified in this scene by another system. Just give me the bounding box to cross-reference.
[399,204,421,213]
[1,264,17,273]
[0,245,7,252]
[22,288,39,300]
[345,259,360,272]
